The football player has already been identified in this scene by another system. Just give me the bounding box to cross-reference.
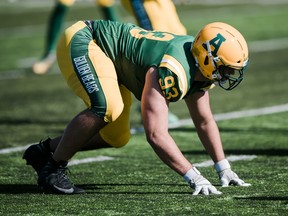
[24,20,251,195]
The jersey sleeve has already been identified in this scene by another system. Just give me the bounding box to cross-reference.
[157,54,188,102]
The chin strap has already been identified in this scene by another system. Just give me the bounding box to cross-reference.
[204,41,223,81]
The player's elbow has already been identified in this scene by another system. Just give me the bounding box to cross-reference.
[145,129,166,147]
[194,115,216,128]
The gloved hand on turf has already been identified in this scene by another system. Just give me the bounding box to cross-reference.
[183,167,222,195]
[214,159,251,187]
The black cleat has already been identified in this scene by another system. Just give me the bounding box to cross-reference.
[38,158,85,194]
[23,138,52,175]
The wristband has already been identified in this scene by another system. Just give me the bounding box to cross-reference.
[183,167,201,182]
[214,159,231,172]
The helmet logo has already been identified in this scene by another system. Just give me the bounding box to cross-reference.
[202,33,226,56]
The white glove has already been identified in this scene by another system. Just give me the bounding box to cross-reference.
[183,167,222,195]
[214,159,251,187]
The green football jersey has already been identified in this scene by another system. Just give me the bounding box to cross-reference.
[90,20,213,101]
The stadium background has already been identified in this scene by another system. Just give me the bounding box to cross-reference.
[0,0,287,215]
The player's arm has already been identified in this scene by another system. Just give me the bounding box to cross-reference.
[141,67,221,195]
[185,91,225,163]
[141,66,192,175]
[185,91,251,187]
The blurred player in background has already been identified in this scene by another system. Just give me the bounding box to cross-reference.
[32,0,118,75]
[121,0,186,34]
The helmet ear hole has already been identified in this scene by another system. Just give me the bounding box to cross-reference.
[204,56,209,65]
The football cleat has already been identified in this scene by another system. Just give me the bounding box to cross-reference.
[23,138,52,175]
[38,158,85,194]
[32,54,56,75]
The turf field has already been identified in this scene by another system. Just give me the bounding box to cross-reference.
[0,0,288,215]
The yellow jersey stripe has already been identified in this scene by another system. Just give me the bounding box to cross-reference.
[160,54,188,100]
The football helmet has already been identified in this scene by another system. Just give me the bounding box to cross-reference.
[192,22,249,90]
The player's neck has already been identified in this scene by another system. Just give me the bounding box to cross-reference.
[194,69,210,82]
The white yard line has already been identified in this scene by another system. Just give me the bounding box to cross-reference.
[1,103,288,155]
[194,155,257,167]
[68,156,115,166]
[0,144,31,154]
[248,38,288,52]
[168,103,288,129]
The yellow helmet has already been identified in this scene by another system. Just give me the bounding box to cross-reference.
[192,22,249,90]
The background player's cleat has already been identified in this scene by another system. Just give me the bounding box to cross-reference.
[38,158,85,194]
[32,54,56,75]
[23,138,52,175]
